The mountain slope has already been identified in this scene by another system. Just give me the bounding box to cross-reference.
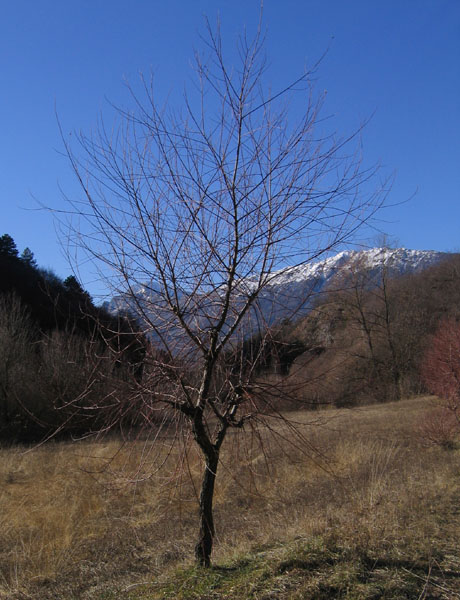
[108,247,447,333]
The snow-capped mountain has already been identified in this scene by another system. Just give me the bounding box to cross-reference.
[231,247,447,326]
[108,247,447,340]
[260,247,445,289]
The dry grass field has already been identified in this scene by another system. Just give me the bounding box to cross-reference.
[0,396,459,599]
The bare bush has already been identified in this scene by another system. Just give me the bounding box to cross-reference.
[416,405,459,449]
[37,328,123,435]
[0,293,39,435]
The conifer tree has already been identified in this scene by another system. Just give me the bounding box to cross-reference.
[20,247,37,268]
[64,275,89,297]
[63,275,92,306]
[0,234,19,258]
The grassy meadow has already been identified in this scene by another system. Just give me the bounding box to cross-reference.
[0,396,459,599]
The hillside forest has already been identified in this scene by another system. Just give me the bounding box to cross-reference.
[1,231,460,444]
[0,233,146,442]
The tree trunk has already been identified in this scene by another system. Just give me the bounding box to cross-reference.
[195,450,219,567]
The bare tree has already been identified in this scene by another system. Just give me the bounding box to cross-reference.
[62,20,387,566]
[0,294,36,428]
[326,250,403,402]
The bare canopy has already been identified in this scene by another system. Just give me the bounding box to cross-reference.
[62,20,387,566]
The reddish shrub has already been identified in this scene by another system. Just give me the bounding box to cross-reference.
[420,318,460,446]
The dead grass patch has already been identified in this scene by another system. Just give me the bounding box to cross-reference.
[0,396,459,598]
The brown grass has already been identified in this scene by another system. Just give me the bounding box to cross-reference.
[0,396,459,599]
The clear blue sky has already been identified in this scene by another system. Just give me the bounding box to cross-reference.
[1,0,459,299]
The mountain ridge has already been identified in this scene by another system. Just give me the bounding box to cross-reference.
[107,247,448,336]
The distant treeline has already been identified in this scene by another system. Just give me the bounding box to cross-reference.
[0,234,146,442]
[255,251,460,409]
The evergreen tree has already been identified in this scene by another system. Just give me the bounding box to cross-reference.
[64,275,84,295]
[63,275,92,304]
[20,247,37,268]
[0,234,19,258]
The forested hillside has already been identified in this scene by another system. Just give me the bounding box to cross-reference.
[0,233,146,441]
[262,252,460,408]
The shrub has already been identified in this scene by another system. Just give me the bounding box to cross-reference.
[420,318,460,446]
[416,406,458,449]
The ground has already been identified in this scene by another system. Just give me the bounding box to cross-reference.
[0,396,459,599]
